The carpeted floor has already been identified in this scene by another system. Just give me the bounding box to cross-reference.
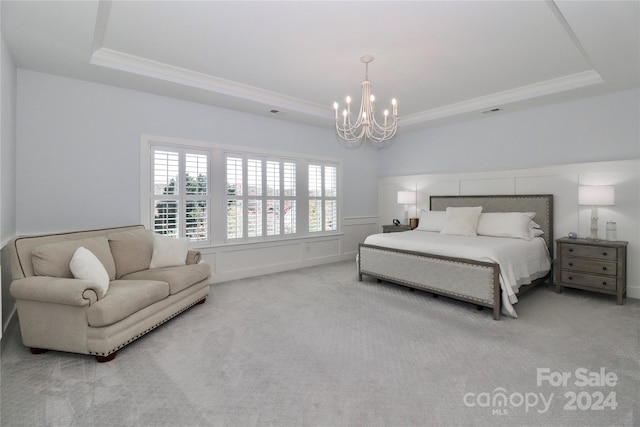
[1,260,639,426]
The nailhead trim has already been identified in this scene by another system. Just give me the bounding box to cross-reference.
[88,297,205,357]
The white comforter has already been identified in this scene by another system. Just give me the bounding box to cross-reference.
[363,230,551,317]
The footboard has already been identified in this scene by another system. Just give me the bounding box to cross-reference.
[358,244,502,320]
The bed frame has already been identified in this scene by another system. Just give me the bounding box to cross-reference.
[358,194,554,320]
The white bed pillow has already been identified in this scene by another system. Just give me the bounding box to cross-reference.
[476,212,537,240]
[69,246,110,298]
[440,206,483,237]
[417,210,447,232]
[149,234,190,269]
[531,227,544,238]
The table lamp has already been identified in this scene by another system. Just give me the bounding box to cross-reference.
[578,185,615,240]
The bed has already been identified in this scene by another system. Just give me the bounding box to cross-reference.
[358,194,554,320]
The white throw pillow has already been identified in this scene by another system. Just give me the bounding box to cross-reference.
[149,234,190,269]
[440,206,483,237]
[70,246,110,298]
[417,210,447,232]
[476,212,536,240]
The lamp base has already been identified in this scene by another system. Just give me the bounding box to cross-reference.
[588,212,599,240]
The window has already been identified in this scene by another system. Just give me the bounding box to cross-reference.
[309,163,338,232]
[151,147,210,241]
[144,135,340,244]
[226,154,297,240]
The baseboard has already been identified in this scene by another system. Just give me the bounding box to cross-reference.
[1,307,17,355]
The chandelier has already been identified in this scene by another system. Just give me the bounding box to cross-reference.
[333,55,398,145]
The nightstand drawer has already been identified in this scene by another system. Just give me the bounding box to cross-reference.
[559,271,617,291]
[560,258,617,276]
[561,244,618,261]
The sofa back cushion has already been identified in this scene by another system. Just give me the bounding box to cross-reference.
[32,236,117,280]
[108,229,154,278]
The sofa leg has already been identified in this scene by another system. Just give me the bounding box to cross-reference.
[197,298,206,304]
[30,347,49,355]
[96,352,117,363]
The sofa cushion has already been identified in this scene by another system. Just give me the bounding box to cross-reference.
[70,247,110,298]
[121,263,210,295]
[149,234,190,269]
[108,229,154,278]
[32,236,117,280]
[87,280,169,327]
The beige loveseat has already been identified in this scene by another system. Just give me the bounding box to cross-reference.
[8,225,210,362]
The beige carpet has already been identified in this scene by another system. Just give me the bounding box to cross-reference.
[1,260,639,426]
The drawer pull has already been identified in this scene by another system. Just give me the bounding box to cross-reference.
[602,267,607,271]
[568,262,573,267]
[602,282,607,286]
[568,248,574,252]
[568,276,573,280]
[602,252,608,256]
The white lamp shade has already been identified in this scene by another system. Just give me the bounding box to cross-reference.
[578,185,615,206]
[397,191,415,205]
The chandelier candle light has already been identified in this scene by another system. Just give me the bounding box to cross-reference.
[334,55,398,145]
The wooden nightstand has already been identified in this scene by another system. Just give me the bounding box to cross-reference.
[555,237,628,304]
[382,224,411,233]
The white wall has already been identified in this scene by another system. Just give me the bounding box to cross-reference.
[1,24,18,337]
[379,159,640,299]
[15,69,380,234]
[380,89,640,177]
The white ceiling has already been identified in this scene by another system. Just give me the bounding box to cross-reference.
[2,1,639,132]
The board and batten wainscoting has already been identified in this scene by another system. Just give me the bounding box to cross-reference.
[199,216,379,284]
[379,159,640,300]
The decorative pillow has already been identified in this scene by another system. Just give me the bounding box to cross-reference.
[440,206,483,237]
[32,236,117,280]
[149,234,190,269]
[69,247,110,298]
[416,210,447,232]
[476,212,537,240]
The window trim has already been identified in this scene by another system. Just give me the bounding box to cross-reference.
[140,134,343,247]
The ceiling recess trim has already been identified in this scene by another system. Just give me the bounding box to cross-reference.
[90,47,331,119]
[400,70,604,126]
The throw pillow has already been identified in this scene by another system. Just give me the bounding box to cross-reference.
[70,246,110,298]
[476,212,536,240]
[416,210,447,232]
[440,206,483,237]
[149,234,190,269]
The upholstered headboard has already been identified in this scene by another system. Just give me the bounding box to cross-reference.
[430,194,554,257]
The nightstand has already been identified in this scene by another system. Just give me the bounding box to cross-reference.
[555,237,628,304]
[382,224,411,233]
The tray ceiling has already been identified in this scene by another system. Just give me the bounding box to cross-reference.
[2,1,638,131]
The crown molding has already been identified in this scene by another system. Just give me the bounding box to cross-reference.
[90,47,330,119]
[401,70,604,126]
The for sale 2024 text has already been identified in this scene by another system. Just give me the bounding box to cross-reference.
[537,367,618,411]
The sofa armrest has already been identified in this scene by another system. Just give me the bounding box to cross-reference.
[10,276,99,307]
[186,250,201,265]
